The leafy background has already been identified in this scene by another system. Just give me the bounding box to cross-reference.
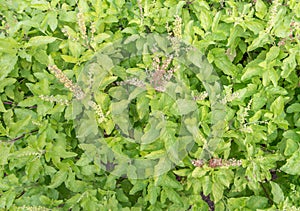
[0,0,300,210]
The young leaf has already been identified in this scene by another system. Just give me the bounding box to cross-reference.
[164,187,183,205]
[280,149,300,175]
[27,36,57,47]
[247,32,272,51]
[147,183,159,205]
[0,54,18,82]
[208,48,238,76]
[287,103,300,113]
[48,170,68,188]
[176,99,197,115]
[212,181,223,202]
[270,96,284,117]
[0,143,11,165]
[266,46,280,61]
[47,11,58,31]
[129,180,148,195]
[255,0,267,19]
[270,181,284,204]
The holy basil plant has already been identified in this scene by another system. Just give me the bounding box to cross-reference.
[0,0,300,210]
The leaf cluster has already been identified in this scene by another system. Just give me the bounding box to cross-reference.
[0,0,300,210]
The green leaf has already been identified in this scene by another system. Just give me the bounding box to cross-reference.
[47,11,58,31]
[199,8,212,31]
[247,31,271,51]
[109,86,128,100]
[228,197,247,210]
[246,196,268,209]
[141,119,160,144]
[0,122,7,136]
[272,8,289,37]
[214,169,234,188]
[26,159,42,182]
[280,149,300,175]
[154,34,168,52]
[0,189,16,209]
[287,103,300,113]
[111,113,130,136]
[103,118,115,135]
[245,19,264,35]
[255,0,267,19]
[154,157,172,177]
[283,130,300,141]
[27,36,57,47]
[0,98,6,112]
[270,181,284,204]
[68,41,83,58]
[93,33,111,44]
[48,169,68,188]
[111,100,129,115]
[34,49,49,65]
[66,172,88,193]
[127,165,137,180]
[202,176,212,196]
[270,96,284,116]
[175,1,186,15]
[2,1,300,209]
[10,115,32,137]
[165,135,182,164]
[212,181,223,202]
[160,189,167,204]
[76,154,92,167]
[53,144,78,159]
[129,180,148,195]
[39,195,52,205]
[128,87,145,101]
[31,0,50,10]
[0,78,16,92]
[268,67,279,87]
[97,54,114,70]
[17,97,37,107]
[284,139,299,156]
[104,15,118,23]
[136,95,149,119]
[116,188,129,203]
[59,11,77,22]
[187,49,206,68]
[281,53,297,78]
[252,92,267,110]
[173,168,192,177]
[185,118,206,145]
[164,187,183,204]
[208,48,238,76]
[176,99,197,115]
[144,150,166,159]
[211,11,221,32]
[266,46,280,61]
[158,174,182,190]
[0,143,11,165]
[99,76,118,90]
[241,67,261,81]
[0,54,18,82]
[147,183,159,205]
[192,167,207,178]
[0,38,19,54]
[228,25,244,48]
[61,55,78,63]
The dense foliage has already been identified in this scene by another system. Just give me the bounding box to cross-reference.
[0,0,300,210]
